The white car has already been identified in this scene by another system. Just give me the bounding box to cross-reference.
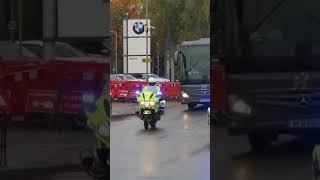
[115,74,144,81]
[143,74,170,82]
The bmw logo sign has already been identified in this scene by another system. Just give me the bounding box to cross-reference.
[133,21,145,34]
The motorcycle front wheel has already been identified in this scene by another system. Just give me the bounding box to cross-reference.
[144,120,149,130]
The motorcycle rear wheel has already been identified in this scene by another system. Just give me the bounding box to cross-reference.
[150,121,156,129]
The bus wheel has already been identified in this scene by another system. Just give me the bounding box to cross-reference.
[188,103,196,110]
[248,133,272,151]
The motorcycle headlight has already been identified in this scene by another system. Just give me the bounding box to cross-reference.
[82,93,95,103]
[150,101,155,106]
[228,94,252,115]
[140,101,145,105]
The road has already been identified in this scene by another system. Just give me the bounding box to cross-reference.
[111,103,210,180]
[0,168,91,180]
[0,126,94,180]
[213,125,315,180]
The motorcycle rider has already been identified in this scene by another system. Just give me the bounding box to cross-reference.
[313,145,320,180]
[83,87,110,169]
[142,81,165,112]
[142,81,160,93]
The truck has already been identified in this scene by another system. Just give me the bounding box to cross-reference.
[213,0,320,149]
[175,38,210,109]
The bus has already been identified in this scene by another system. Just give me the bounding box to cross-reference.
[213,0,320,149]
[175,38,210,109]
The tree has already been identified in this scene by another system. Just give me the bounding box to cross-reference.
[110,0,143,73]
[148,0,210,75]
[110,0,210,74]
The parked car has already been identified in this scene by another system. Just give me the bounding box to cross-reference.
[143,73,170,82]
[20,41,87,58]
[0,41,37,59]
[19,40,107,63]
[115,74,144,81]
[110,74,121,81]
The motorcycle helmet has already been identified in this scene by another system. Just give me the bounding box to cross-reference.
[149,82,156,86]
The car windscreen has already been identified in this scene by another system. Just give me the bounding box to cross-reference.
[23,43,87,58]
[0,42,36,58]
[55,43,87,57]
[110,75,119,80]
[23,44,42,57]
[180,44,210,84]
[225,0,320,73]
[126,75,136,80]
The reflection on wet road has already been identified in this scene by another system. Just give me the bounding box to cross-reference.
[111,103,210,180]
[213,125,315,180]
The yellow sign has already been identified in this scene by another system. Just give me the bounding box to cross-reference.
[142,57,152,63]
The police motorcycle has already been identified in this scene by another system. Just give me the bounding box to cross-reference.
[80,93,109,180]
[135,84,166,130]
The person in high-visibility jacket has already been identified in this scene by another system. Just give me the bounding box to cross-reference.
[142,82,160,94]
[313,145,320,179]
[141,81,166,111]
[83,90,110,165]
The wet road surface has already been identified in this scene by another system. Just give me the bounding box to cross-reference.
[111,103,210,180]
[213,125,315,180]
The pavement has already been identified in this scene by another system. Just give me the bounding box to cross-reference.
[111,103,210,180]
[111,102,137,117]
[213,125,315,180]
[0,127,94,180]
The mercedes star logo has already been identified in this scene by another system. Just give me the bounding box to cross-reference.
[297,94,312,106]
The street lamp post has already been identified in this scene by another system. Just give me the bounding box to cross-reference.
[110,30,118,74]
[145,0,149,83]
[157,42,160,76]
[126,12,129,80]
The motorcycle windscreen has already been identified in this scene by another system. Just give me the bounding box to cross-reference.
[143,110,152,114]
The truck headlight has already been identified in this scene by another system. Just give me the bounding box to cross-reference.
[181,91,189,98]
[228,94,252,115]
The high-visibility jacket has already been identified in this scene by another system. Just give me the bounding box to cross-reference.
[86,94,109,149]
[142,85,161,94]
[313,145,320,178]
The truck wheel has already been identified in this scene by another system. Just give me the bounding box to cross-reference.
[188,103,196,110]
[248,133,272,151]
[144,121,149,130]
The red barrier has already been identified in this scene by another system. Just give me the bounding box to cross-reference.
[0,59,109,116]
[110,80,128,99]
[159,82,181,98]
[127,81,148,98]
[110,80,181,100]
